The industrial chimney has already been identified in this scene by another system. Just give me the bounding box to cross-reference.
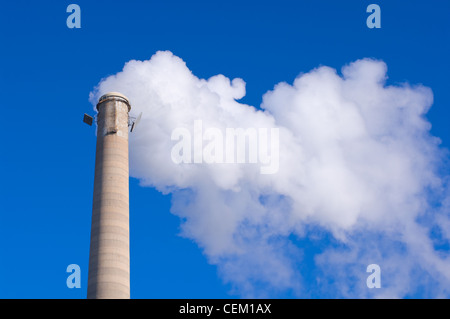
[87,92,131,299]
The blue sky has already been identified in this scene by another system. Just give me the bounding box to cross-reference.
[0,0,449,298]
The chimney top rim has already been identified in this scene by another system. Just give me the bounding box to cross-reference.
[97,92,131,111]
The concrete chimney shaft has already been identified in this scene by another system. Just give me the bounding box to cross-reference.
[87,92,131,299]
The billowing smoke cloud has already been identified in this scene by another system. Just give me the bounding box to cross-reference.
[90,51,450,298]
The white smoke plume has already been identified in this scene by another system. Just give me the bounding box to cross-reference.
[90,51,450,298]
